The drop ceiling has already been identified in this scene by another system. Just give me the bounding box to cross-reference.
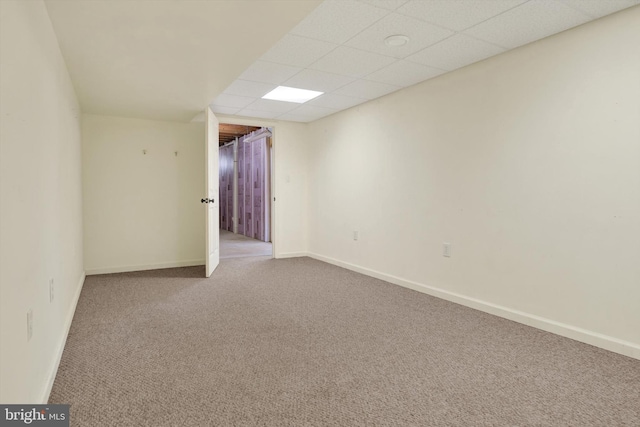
[44,0,321,121]
[212,0,640,123]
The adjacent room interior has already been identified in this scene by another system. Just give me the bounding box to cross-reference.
[1,0,639,425]
[218,124,273,260]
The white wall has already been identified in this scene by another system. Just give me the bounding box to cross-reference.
[82,114,311,272]
[272,122,310,256]
[306,7,640,358]
[82,115,205,274]
[0,0,84,403]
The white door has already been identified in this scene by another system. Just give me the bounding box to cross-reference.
[205,106,220,277]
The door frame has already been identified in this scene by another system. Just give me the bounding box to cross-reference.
[214,116,277,259]
[205,107,220,277]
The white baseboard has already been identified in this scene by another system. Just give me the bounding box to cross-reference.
[307,252,640,361]
[40,271,86,403]
[85,259,205,275]
[275,251,308,259]
[220,254,272,260]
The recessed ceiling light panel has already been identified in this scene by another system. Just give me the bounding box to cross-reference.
[262,86,323,103]
[384,35,410,47]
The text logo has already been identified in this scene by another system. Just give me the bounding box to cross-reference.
[0,405,69,427]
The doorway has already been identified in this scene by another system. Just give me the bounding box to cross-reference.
[218,124,274,260]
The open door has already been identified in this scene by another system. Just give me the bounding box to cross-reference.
[205,106,220,277]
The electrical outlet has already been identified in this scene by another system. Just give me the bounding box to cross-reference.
[27,309,33,341]
[49,278,54,302]
[353,231,359,241]
[443,242,451,257]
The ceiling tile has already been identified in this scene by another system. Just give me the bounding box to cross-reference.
[283,69,355,93]
[223,80,275,98]
[238,61,302,85]
[310,46,396,77]
[464,0,592,49]
[236,109,281,120]
[345,13,453,59]
[279,106,338,122]
[210,105,240,116]
[212,93,255,109]
[276,113,313,123]
[259,34,338,68]
[334,79,401,100]
[244,98,299,114]
[364,60,445,87]
[290,0,389,44]
[307,93,367,110]
[212,0,623,122]
[407,34,505,71]
[287,104,337,118]
[397,0,527,31]
[357,0,410,11]
[559,0,640,18]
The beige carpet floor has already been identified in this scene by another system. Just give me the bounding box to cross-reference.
[49,257,640,426]
[220,229,272,259]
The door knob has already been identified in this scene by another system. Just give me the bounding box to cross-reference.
[201,198,214,204]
